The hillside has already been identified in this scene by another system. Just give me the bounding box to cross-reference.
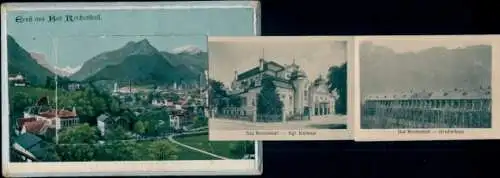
[161,51,208,76]
[70,39,160,81]
[85,53,199,85]
[7,35,56,85]
[70,39,207,85]
[360,42,492,97]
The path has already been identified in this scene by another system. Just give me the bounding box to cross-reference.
[167,129,230,160]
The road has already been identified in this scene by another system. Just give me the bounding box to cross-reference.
[210,115,347,130]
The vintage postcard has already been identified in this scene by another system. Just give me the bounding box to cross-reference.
[354,35,500,141]
[2,2,262,177]
[208,36,354,140]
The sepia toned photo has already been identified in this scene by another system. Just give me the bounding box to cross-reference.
[208,36,353,140]
[354,35,500,141]
[2,2,262,177]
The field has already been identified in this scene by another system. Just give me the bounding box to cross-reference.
[174,133,244,159]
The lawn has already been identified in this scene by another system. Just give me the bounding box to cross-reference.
[174,144,221,160]
[174,133,245,159]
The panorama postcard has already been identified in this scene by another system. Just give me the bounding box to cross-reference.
[2,2,262,177]
[208,36,354,140]
[354,35,500,141]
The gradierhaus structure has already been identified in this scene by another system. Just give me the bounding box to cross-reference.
[361,87,492,129]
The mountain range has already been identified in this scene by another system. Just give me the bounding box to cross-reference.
[70,39,207,85]
[29,51,81,77]
[7,35,208,86]
[360,41,492,97]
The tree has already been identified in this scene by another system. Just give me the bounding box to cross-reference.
[45,76,56,89]
[229,141,254,158]
[208,79,227,109]
[327,62,347,115]
[56,143,96,161]
[133,120,146,135]
[192,115,208,128]
[104,126,133,140]
[10,92,32,114]
[58,123,100,144]
[256,77,283,120]
[147,141,179,160]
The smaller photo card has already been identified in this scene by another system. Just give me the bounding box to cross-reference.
[208,36,354,141]
[354,35,500,141]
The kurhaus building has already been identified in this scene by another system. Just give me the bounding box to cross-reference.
[218,57,338,122]
[362,87,492,128]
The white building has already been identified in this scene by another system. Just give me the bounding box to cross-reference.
[9,74,27,87]
[221,58,338,122]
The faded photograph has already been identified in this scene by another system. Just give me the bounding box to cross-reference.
[208,37,349,136]
[7,34,256,162]
[360,38,492,129]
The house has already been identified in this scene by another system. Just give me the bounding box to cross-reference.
[8,74,28,87]
[362,86,492,128]
[67,83,81,91]
[97,114,109,136]
[20,119,51,136]
[38,107,79,128]
[96,113,130,134]
[169,110,191,131]
[11,133,54,162]
[152,98,173,107]
[219,58,338,122]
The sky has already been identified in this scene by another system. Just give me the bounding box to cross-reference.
[209,37,347,87]
[364,37,490,53]
[7,7,255,68]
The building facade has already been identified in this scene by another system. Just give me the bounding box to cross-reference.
[217,58,337,122]
[361,87,492,128]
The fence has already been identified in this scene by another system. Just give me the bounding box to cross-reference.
[215,107,254,122]
[361,99,492,129]
[256,114,282,122]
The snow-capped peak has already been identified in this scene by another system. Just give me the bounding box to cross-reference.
[54,65,82,76]
[170,45,203,55]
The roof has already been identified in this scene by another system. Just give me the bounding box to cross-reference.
[17,117,37,128]
[24,120,50,135]
[24,106,52,115]
[237,60,286,81]
[13,133,50,160]
[39,109,77,119]
[364,87,491,101]
[14,133,43,150]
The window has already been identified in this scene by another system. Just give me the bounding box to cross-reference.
[304,91,308,98]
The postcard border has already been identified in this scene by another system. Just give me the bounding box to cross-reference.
[207,36,354,141]
[1,1,263,177]
[354,35,500,141]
